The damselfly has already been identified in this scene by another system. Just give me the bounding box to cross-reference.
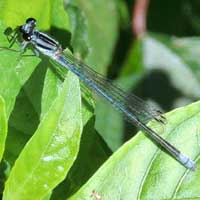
[0,18,196,170]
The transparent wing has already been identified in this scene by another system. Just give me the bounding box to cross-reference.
[56,52,166,125]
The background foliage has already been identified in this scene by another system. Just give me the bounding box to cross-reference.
[0,0,199,199]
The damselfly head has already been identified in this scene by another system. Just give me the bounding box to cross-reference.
[19,17,36,38]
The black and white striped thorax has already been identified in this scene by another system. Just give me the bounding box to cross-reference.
[19,18,62,57]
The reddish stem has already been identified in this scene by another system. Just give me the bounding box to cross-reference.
[132,0,150,38]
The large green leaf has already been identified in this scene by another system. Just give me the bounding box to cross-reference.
[69,101,200,200]
[0,0,70,32]
[0,0,72,165]
[0,96,7,162]
[0,0,50,29]
[51,118,111,200]
[0,21,40,118]
[4,62,52,165]
[3,72,82,200]
[65,0,119,74]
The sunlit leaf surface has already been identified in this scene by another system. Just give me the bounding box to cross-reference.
[69,101,200,200]
[3,72,82,200]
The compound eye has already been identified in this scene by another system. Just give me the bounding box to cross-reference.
[26,17,36,23]
[22,33,31,41]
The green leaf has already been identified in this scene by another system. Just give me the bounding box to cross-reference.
[120,39,145,85]
[69,101,200,200]
[50,0,70,31]
[4,63,49,165]
[65,0,119,74]
[142,34,200,99]
[0,0,70,31]
[51,118,111,200]
[0,96,7,162]
[122,34,200,100]
[95,99,123,151]
[0,21,40,117]
[3,72,82,200]
[0,0,72,164]
[0,0,51,29]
